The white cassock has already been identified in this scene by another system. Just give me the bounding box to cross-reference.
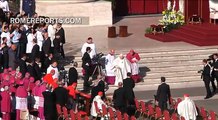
[177,97,198,120]
[0,1,9,12]
[113,57,131,86]
[131,58,139,75]
[81,42,97,59]
[36,30,44,51]
[1,31,11,46]
[26,33,35,54]
[90,95,107,117]
[48,24,56,48]
[105,54,115,77]
[47,65,59,79]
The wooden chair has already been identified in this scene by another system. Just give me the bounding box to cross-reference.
[123,113,129,120]
[56,104,63,120]
[163,110,170,120]
[200,107,208,120]
[94,101,102,117]
[130,116,137,120]
[147,104,155,120]
[134,98,141,115]
[171,113,178,120]
[62,106,69,120]
[140,101,147,117]
[155,106,162,120]
[208,110,218,120]
[108,107,115,120]
[70,110,76,120]
[102,104,109,119]
[116,110,123,120]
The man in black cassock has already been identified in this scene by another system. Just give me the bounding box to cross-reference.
[42,86,57,120]
[53,81,69,107]
[42,53,53,73]
[113,82,126,113]
[123,72,135,105]
[42,32,51,65]
[31,38,40,61]
[82,47,92,91]
[202,59,212,99]
[18,54,27,78]
[54,23,65,59]
[68,62,78,86]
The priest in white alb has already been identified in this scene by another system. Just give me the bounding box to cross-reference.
[81,37,97,59]
[177,94,198,120]
[112,54,131,86]
[105,49,116,85]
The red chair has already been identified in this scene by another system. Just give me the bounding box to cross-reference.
[134,98,141,115]
[70,110,76,120]
[170,97,176,108]
[130,116,137,120]
[208,110,218,120]
[62,106,69,120]
[94,101,102,117]
[180,116,185,120]
[123,113,129,120]
[155,106,162,120]
[108,107,115,120]
[116,110,123,120]
[163,110,170,120]
[140,101,147,117]
[76,112,82,120]
[174,98,182,113]
[171,113,178,120]
[200,107,208,120]
[56,104,63,119]
[102,104,109,119]
[84,116,89,120]
[147,104,155,119]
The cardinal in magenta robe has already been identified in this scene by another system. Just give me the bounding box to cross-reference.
[15,81,28,120]
[126,49,141,83]
[23,72,31,90]
[38,83,46,120]
[27,77,35,91]
[0,86,11,120]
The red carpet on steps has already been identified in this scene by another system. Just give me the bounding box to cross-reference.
[144,23,218,46]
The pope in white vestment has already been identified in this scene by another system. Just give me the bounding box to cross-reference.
[113,54,131,86]
[177,94,198,120]
[81,37,97,59]
[105,50,116,85]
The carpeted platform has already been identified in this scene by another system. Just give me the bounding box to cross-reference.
[145,23,218,46]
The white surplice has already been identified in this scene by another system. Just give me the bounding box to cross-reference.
[81,42,96,59]
[177,97,198,120]
[26,33,35,54]
[105,54,116,77]
[48,24,56,47]
[113,57,131,86]
[36,30,44,51]
[90,95,107,117]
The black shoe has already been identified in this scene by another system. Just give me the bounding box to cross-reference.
[204,95,212,99]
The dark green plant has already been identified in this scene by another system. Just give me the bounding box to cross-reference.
[145,27,152,34]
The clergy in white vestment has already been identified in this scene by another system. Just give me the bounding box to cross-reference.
[0,0,9,12]
[1,26,11,47]
[26,28,35,55]
[112,54,131,86]
[90,92,107,119]
[177,94,198,120]
[36,27,44,52]
[105,49,116,85]
[81,37,97,59]
[48,24,56,52]
[46,61,59,79]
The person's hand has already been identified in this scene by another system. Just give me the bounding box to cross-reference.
[56,35,60,39]
[60,43,63,46]
[85,63,89,66]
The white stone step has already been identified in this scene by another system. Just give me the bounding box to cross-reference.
[145,70,200,79]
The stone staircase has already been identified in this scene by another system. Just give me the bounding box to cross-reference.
[64,47,218,88]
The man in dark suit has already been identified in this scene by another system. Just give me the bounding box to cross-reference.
[42,32,51,57]
[18,54,27,78]
[68,62,78,86]
[31,38,40,61]
[42,53,53,73]
[202,59,213,99]
[113,82,126,113]
[33,58,42,81]
[82,47,92,91]
[123,72,135,106]
[212,54,218,91]
[42,86,57,120]
[53,81,69,107]
[156,77,171,111]
[27,59,37,81]
[54,23,65,59]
